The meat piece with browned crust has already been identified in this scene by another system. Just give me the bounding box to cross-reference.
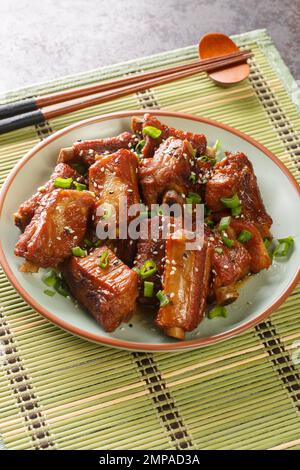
[155,230,211,340]
[134,216,167,305]
[89,148,140,265]
[205,152,272,238]
[230,219,271,273]
[14,163,83,231]
[205,226,251,305]
[138,137,196,206]
[62,247,138,332]
[58,132,136,166]
[132,113,207,158]
[14,189,95,268]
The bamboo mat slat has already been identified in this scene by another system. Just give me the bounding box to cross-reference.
[0,29,300,450]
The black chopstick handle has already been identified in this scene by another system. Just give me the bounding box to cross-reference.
[0,109,45,135]
[0,97,38,119]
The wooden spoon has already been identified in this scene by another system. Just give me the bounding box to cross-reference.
[199,32,250,86]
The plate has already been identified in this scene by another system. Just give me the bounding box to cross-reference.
[0,110,299,351]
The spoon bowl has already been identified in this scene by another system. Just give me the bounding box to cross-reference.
[199,32,250,86]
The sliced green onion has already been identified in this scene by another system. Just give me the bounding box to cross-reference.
[83,238,94,248]
[237,230,253,243]
[156,290,170,307]
[199,155,210,163]
[221,231,234,248]
[54,177,73,189]
[220,193,241,209]
[204,205,212,216]
[74,182,87,191]
[139,209,149,220]
[54,281,69,297]
[72,246,87,257]
[208,305,227,319]
[71,162,87,175]
[189,172,197,184]
[94,239,102,247]
[264,238,271,249]
[186,192,201,204]
[213,138,221,153]
[214,247,223,255]
[143,126,162,139]
[273,236,294,258]
[144,281,154,298]
[135,139,145,155]
[140,260,157,279]
[219,216,231,231]
[156,205,165,216]
[231,205,242,217]
[44,289,55,297]
[101,203,113,220]
[99,249,110,269]
[132,267,140,275]
[206,219,215,228]
[42,270,58,287]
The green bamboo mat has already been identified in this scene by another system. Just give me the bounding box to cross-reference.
[0,29,300,450]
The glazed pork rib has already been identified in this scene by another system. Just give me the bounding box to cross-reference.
[205,152,273,238]
[138,137,196,206]
[58,132,136,167]
[230,219,271,273]
[14,163,83,231]
[206,226,251,305]
[134,216,167,305]
[155,230,211,340]
[14,189,95,268]
[62,247,138,332]
[89,148,140,265]
[132,113,207,158]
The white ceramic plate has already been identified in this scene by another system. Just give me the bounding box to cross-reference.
[0,110,299,351]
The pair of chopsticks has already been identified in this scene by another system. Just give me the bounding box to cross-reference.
[0,49,253,135]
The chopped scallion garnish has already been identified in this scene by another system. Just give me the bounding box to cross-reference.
[186,192,201,204]
[140,260,157,279]
[156,290,170,307]
[213,138,221,153]
[101,204,113,220]
[219,216,231,231]
[189,172,197,184]
[135,139,145,155]
[74,182,87,191]
[220,193,241,209]
[206,219,215,228]
[144,281,154,298]
[42,270,58,287]
[143,126,162,139]
[54,177,73,189]
[72,246,87,257]
[273,236,294,258]
[214,247,223,255]
[44,289,55,297]
[99,249,110,269]
[221,231,234,248]
[132,267,140,275]
[237,230,252,243]
[208,305,227,319]
[231,205,242,217]
[71,162,87,175]
[83,238,94,248]
[54,281,69,297]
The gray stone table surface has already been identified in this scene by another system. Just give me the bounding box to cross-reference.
[0,0,299,94]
